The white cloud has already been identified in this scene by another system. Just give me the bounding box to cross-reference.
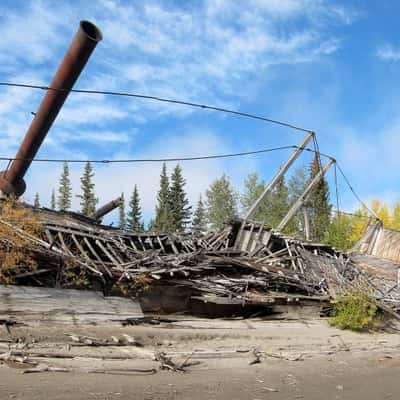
[52,129,133,145]
[96,0,353,108]
[57,101,128,126]
[0,1,74,67]
[0,0,355,147]
[377,44,400,61]
[0,0,361,223]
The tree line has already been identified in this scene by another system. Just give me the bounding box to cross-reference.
[32,155,393,252]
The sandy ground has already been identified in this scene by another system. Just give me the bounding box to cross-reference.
[1,317,399,399]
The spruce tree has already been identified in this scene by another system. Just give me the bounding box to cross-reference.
[153,163,172,231]
[192,195,207,232]
[58,162,72,212]
[288,166,309,238]
[169,164,191,231]
[241,173,267,221]
[147,218,155,231]
[34,193,40,208]
[206,174,238,230]
[264,176,290,228]
[50,189,56,210]
[77,161,98,217]
[324,212,354,251]
[119,192,126,229]
[127,184,144,231]
[308,154,331,242]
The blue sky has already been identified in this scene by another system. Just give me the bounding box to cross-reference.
[0,0,399,223]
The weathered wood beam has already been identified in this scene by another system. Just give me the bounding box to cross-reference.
[243,132,314,221]
[93,196,122,221]
[235,132,314,249]
[276,157,335,232]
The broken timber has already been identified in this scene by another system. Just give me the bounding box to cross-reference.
[0,285,143,325]
[2,201,399,318]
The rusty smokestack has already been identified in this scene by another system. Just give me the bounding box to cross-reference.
[0,20,102,197]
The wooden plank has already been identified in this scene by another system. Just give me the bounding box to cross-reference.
[245,223,256,252]
[0,285,143,325]
[57,232,74,256]
[82,237,113,277]
[105,242,124,264]
[95,240,120,266]
[83,237,103,263]
[137,236,146,251]
[71,234,90,260]
[128,238,139,252]
[156,236,166,252]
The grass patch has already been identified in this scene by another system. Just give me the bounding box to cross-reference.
[329,286,379,331]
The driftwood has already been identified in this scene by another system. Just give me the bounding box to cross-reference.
[64,333,143,347]
[86,368,157,375]
[154,351,200,372]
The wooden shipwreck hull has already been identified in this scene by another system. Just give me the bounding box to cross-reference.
[1,204,399,319]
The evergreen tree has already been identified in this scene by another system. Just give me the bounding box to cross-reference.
[324,212,354,251]
[153,163,173,231]
[240,173,267,221]
[192,195,207,232]
[264,176,290,229]
[288,166,309,237]
[241,173,292,231]
[77,161,98,217]
[288,167,308,202]
[206,174,238,230]
[127,184,144,231]
[169,164,191,231]
[308,154,332,242]
[50,189,56,210]
[119,192,126,229]
[58,162,72,212]
[34,193,40,208]
[147,218,155,231]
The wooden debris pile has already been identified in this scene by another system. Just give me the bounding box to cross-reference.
[1,204,400,318]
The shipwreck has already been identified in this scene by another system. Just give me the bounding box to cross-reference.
[0,20,399,324]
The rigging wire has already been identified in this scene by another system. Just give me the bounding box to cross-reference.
[335,163,378,219]
[333,162,340,216]
[331,209,371,219]
[0,81,311,133]
[0,145,335,164]
[0,82,377,220]
[0,145,296,163]
[0,144,374,220]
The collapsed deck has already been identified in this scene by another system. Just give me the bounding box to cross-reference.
[1,204,399,318]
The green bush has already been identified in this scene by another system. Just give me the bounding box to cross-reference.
[329,287,378,331]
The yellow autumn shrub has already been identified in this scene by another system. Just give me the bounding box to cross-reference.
[0,196,43,283]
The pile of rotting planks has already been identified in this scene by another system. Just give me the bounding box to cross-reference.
[1,204,400,319]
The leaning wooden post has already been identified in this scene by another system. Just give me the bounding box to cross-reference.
[235,131,314,250]
[276,157,335,232]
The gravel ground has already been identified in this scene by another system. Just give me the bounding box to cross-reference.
[1,318,399,399]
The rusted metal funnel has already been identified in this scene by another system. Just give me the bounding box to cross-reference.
[0,20,102,197]
[93,196,122,221]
